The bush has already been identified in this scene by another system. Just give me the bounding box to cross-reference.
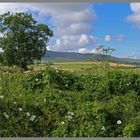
[0,67,140,137]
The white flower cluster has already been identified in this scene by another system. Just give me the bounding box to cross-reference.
[0,95,4,99]
[35,78,39,81]
[66,111,74,120]
[126,82,131,86]
[117,120,122,125]
[18,108,22,111]
[3,112,9,119]
[30,115,36,121]
[26,112,30,117]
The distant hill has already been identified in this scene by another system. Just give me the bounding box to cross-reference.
[43,51,140,65]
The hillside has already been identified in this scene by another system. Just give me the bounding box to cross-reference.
[43,51,140,65]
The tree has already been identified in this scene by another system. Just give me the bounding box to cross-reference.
[0,12,53,70]
[95,45,115,63]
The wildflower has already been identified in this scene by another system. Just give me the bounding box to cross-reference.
[65,84,68,87]
[101,126,105,131]
[14,102,17,104]
[68,111,74,116]
[61,121,65,125]
[56,70,59,73]
[3,112,9,119]
[35,78,38,81]
[18,108,22,111]
[42,73,45,76]
[117,120,122,125]
[44,98,46,102]
[126,82,131,86]
[0,95,4,99]
[26,112,30,117]
[30,115,36,121]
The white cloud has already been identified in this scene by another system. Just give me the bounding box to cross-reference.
[116,34,125,42]
[104,34,111,42]
[78,47,100,54]
[127,3,140,28]
[0,3,96,52]
[78,48,87,53]
[50,34,97,51]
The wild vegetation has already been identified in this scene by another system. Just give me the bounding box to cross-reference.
[0,62,140,137]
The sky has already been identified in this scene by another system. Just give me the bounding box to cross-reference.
[0,2,140,59]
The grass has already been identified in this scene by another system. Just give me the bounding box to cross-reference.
[32,61,140,75]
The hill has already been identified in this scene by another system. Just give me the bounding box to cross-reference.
[43,51,140,65]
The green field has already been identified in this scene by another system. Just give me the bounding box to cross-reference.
[0,62,140,137]
[33,61,140,75]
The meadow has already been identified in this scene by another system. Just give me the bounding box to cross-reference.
[0,61,140,137]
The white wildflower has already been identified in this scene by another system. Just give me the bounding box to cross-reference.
[42,73,45,76]
[0,95,4,99]
[127,82,131,86]
[61,121,65,125]
[3,112,9,119]
[101,126,105,131]
[13,102,17,104]
[35,78,38,81]
[65,84,68,87]
[18,108,22,111]
[30,115,36,121]
[56,70,59,73]
[117,120,122,125]
[26,112,30,117]
[68,111,74,116]
[44,98,46,102]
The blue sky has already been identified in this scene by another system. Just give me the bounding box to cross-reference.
[92,2,140,58]
[0,2,140,59]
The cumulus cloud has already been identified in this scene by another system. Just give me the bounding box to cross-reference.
[116,34,125,42]
[127,3,140,28]
[50,34,97,51]
[0,3,96,52]
[78,47,100,54]
[104,34,111,42]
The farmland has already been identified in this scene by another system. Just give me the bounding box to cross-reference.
[0,62,140,137]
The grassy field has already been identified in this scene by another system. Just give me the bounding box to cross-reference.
[33,61,140,75]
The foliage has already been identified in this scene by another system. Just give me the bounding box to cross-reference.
[0,12,53,70]
[0,66,140,137]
